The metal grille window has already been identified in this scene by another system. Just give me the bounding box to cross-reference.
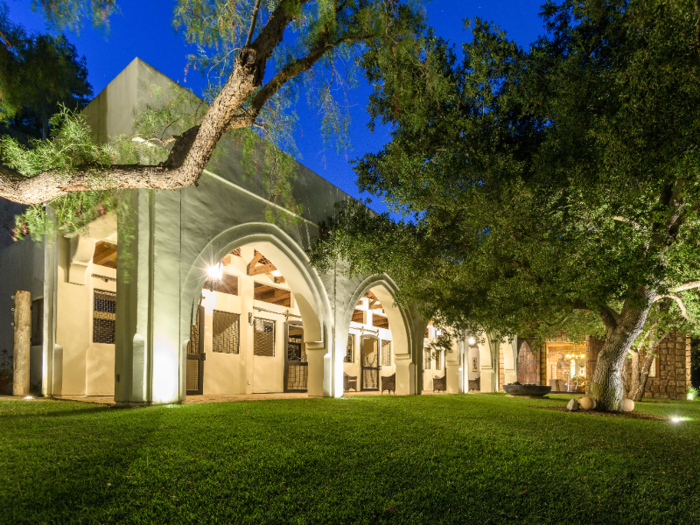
[423,348,431,370]
[93,290,116,344]
[381,340,391,366]
[345,334,354,363]
[254,318,275,357]
[213,310,240,354]
[187,308,201,355]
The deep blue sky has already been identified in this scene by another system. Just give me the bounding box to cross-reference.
[8,0,546,214]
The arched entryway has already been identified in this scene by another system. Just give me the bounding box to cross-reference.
[179,224,331,402]
[338,278,417,396]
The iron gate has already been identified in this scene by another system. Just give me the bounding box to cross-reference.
[361,335,380,390]
[284,323,307,392]
[186,305,205,395]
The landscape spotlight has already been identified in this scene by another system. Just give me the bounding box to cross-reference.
[671,417,681,423]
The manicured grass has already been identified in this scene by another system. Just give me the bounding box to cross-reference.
[1,394,699,524]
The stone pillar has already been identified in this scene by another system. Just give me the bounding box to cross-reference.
[446,339,462,394]
[503,338,517,386]
[480,339,498,393]
[52,344,63,396]
[306,343,327,397]
[115,190,153,406]
[12,290,31,396]
[395,354,416,395]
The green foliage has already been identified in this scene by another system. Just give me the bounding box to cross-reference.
[314,1,700,343]
[30,0,118,34]
[0,2,92,138]
[0,106,115,177]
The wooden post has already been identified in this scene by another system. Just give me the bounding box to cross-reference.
[13,290,31,396]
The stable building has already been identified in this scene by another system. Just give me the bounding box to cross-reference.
[5,58,681,405]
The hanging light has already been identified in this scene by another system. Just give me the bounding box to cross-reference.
[207,262,223,281]
[468,336,476,345]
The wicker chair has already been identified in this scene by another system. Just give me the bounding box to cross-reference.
[468,377,481,392]
[433,374,447,392]
[344,372,358,392]
[381,373,396,394]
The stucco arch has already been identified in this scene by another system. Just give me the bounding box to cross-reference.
[181,222,331,344]
[179,223,332,399]
[335,275,418,396]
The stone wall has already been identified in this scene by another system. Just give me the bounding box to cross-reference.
[644,331,691,400]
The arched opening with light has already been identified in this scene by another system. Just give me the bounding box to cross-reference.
[343,286,408,395]
[185,244,322,396]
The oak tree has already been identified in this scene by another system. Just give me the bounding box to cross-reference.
[313,0,700,411]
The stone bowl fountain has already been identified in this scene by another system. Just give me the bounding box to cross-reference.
[503,382,551,397]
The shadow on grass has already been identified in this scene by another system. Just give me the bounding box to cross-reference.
[0,405,113,420]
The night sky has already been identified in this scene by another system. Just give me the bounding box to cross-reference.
[8,0,546,213]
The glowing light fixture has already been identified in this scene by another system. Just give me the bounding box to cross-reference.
[207,262,223,281]
[671,417,681,423]
[468,337,476,345]
[272,270,282,277]
[23,396,33,400]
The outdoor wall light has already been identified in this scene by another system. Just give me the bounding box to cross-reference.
[207,263,223,281]
[468,337,476,345]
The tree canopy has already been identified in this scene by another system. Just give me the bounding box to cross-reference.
[0,1,92,141]
[0,0,424,208]
[312,0,700,410]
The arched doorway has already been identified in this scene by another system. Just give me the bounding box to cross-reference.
[517,339,539,384]
[341,282,412,395]
[179,224,330,401]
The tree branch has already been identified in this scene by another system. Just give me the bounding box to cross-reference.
[672,281,700,293]
[599,305,621,330]
[0,0,319,205]
[654,294,689,320]
[245,0,264,47]
[0,28,12,49]
[613,215,641,230]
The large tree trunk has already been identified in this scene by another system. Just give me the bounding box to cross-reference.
[589,292,654,411]
[622,340,659,402]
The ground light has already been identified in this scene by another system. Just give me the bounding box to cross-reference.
[23,396,33,400]
[671,417,681,423]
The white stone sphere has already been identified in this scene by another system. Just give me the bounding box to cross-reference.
[620,398,635,412]
[578,397,596,411]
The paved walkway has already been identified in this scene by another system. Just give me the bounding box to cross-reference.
[2,390,448,407]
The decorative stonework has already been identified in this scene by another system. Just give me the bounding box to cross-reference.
[643,331,691,400]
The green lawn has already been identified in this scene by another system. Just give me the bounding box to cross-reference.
[1,394,699,524]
